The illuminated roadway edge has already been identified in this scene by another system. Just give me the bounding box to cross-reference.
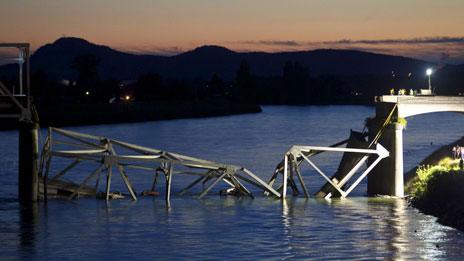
[376,95,464,118]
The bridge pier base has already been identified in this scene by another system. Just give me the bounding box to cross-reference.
[368,122,404,197]
[18,120,39,203]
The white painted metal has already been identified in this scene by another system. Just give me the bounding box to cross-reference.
[283,155,288,199]
[270,142,389,199]
[40,127,281,206]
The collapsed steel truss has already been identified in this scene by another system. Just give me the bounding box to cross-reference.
[39,127,390,205]
[39,128,280,205]
[267,143,389,199]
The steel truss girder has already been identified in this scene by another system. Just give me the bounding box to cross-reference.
[270,143,389,199]
[40,127,280,206]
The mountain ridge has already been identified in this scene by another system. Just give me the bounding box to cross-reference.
[0,37,452,81]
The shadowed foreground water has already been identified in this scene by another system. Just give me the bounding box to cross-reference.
[1,106,464,259]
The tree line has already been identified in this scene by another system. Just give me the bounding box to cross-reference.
[3,53,463,106]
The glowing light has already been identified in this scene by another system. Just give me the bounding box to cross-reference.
[426,68,433,91]
[85,91,90,96]
[124,95,131,101]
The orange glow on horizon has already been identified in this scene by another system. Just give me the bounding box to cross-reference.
[1,0,464,63]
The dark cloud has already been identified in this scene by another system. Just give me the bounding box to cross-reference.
[237,36,464,47]
[234,40,301,46]
[326,36,464,45]
[233,36,464,64]
[256,40,301,46]
[116,46,185,56]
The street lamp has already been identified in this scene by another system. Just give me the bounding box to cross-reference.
[426,68,433,91]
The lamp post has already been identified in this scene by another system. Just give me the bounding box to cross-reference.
[426,68,432,92]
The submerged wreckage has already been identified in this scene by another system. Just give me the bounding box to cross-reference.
[39,128,280,206]
[267,131,389,200]
[39,125,390,205]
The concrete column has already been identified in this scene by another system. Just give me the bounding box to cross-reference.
[18,120,39,203]
[392,123,404,197]
[367,122,404,197]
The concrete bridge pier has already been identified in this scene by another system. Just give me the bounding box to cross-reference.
[367,95,464,197]
[18,120,39,203]
[367,121,404,197]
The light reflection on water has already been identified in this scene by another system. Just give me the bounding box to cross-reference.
[1,106,464,259]
[1,197,462,260]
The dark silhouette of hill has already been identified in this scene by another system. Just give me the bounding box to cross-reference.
[31,37,168,80]
[1,37,460,81]
[171,45,240,79]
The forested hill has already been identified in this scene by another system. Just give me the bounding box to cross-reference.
[1,37,464,106]
[0,37,440,80]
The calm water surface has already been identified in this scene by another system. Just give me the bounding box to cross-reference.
[1,106,464,260]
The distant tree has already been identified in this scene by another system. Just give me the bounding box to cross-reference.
[30,69,48,98]
[282,61,311,103]
[30,69,65,105]
[70,54,101,100]
[208,73,225,97]
[234,59,255,102]
[98,79,120,102]
[167,79,191,101]
[134,73,164,100]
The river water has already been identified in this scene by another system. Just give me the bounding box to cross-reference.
[1,106,464,260]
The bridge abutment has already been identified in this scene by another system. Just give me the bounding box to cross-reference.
[368,122,404,197]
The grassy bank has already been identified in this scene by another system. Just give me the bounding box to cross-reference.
[410,157,464,231]
[404,136,464,192]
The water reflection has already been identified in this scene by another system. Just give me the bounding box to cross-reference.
[19,202,38,255]
[4,196,464,259]
[281,199,292,259]
[366,198,410,260]
[271,197,464,260]
[389,199,409,260]
[3,106,464,259]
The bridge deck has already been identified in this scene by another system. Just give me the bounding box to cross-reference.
[378,95,464,104]
[375,95,464,118]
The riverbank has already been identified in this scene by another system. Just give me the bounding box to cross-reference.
[404,136,464,191]
[0,100,261,130]
[405,136,464,231]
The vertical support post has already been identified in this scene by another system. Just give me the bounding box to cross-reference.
[43,153,51,203]
[288,156,299,195]
[105,165,112,201]
[165,163,173,207]
[43,128,53,202]
[25,46,30,107]
[18,121,39,203]
[18,48,23,95]
[282,154,288,199]
[393,123,404,197]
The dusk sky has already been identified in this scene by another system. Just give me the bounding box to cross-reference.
[1,0,464,63]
